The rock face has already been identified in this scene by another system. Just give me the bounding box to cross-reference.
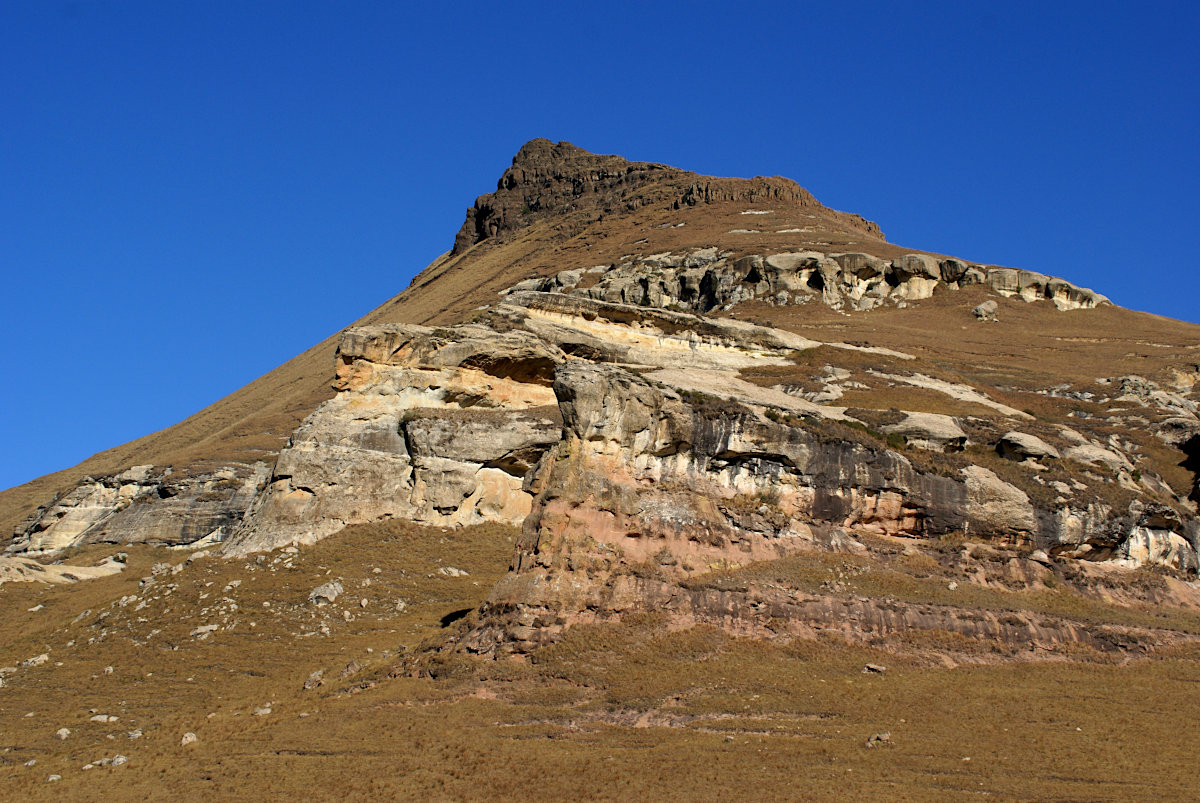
[512,246,1108,314]
[9,464,269,553]
[962,466,1037,538]
[17,281,1187,612]
[461,360,967,653]
[220,324,565,555]
[451,339,1198,654]
[196,287,1178,655]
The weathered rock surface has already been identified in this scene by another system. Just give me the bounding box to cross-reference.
[880,413,967,452]
[0,555,125,585]
[1064,443,1134,474]
[962,466,1037,539]
[221,324,565,555]
[997,432,1061,462]
[9,464,269,553]
[513,246,1108,314]
[496,291,823,371]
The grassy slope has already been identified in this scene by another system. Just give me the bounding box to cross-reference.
[2,522,1198,801]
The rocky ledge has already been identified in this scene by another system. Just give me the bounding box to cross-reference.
[507,246,1108,313]
[9,463,269,553]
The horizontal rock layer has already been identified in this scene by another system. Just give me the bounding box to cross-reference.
[507,247,1108,313]
[17,292,1195,596]
[456,349,1199,653]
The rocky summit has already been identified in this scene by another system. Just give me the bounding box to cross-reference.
[3,140,1200,799]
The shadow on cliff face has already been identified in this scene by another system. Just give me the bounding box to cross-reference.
[1181,434,1200,503]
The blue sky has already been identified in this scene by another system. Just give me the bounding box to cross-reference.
[2,1,1198,491]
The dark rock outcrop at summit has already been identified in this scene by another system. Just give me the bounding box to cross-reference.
[452,138,882,254]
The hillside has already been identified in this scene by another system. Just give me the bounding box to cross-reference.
[2,140,1199,799]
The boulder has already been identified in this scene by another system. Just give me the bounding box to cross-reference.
[973,299,998,322]
[891,254,941,281]
[939,259,970,283]
[880,413,967,452]
[997,432,1060,461]
[962,466,1036,538]
[308,581,343,606]
[1063,443,1133,473]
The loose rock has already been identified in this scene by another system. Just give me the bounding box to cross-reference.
[997,432,1060,462]
[973,299,998,321]
[865,732,892,748]
[308,580,343,606]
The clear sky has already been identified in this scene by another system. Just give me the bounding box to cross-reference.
[2,1,1198,492]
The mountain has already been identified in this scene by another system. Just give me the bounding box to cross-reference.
[2,141,1199,798]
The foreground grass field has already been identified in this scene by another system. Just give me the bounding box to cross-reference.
[2,522,1199,801]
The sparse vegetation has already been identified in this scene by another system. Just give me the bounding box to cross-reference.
[679,389,751,419]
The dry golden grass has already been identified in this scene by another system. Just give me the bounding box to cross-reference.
[742,285,1200,392]
[3,520,1200,800]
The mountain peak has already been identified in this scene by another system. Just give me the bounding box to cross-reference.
[508,138,600,167]
[452,139,882,255]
